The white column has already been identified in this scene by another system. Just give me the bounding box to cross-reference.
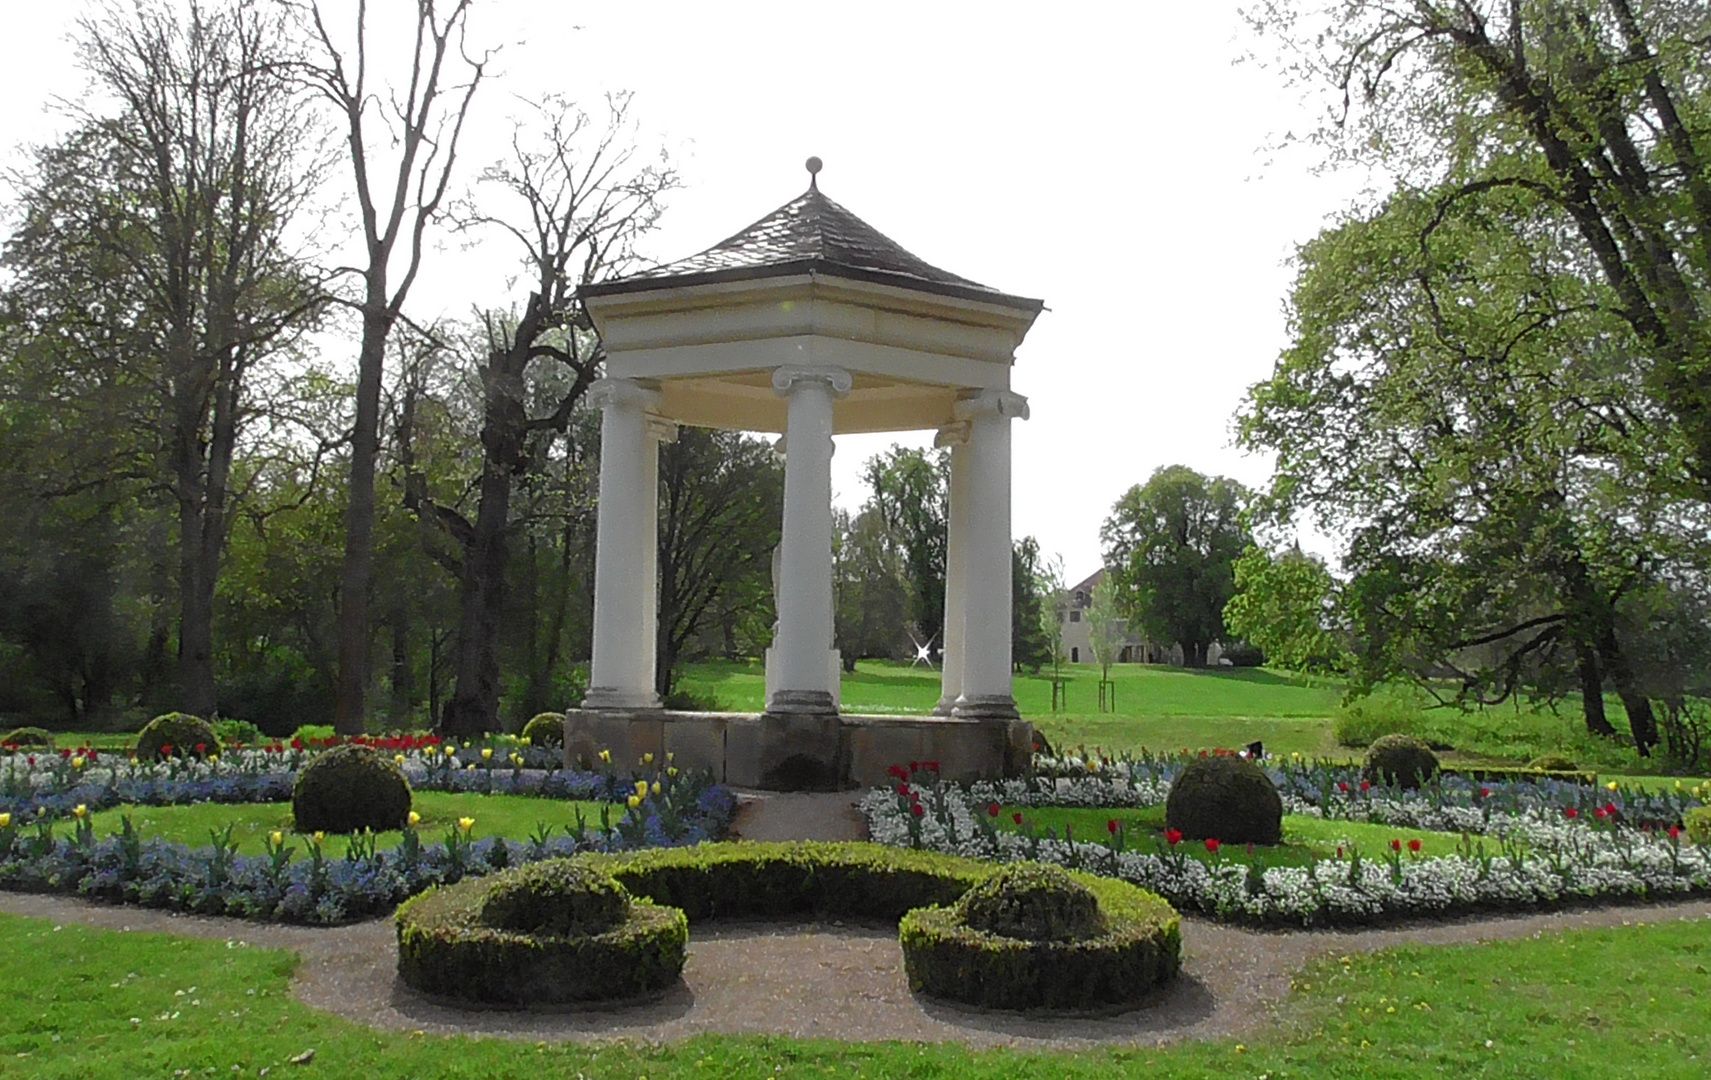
[641,415,678,701]
[933,421,971,716]
[582,378,664,710]
[952,389,1029,720]
[766,365,851,715]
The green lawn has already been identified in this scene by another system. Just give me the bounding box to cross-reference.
[1000,805,1471,868]
[85,792,612,857]
[2,908,1705,1078]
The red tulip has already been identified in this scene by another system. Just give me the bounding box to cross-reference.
[896,785,910,797]
[1391,838,1402,852]
[910,803,924,818]
[1360,780,1372,792]
[1669,825,1682,840]
[1565,807,1579,819]
[1336,846,1344,858]
[1205,838,1221,853]
[988,803,1001,817]
[1012,812,1023,825]
[923,760,941,773]
[1594,807,1608,820]
[1408,839,1422,852]
[1338,782,1349,792]
[1605,802,1618,816]
[159,744,173,757]
[1480,788,1491,798]
[1166,828,1183,845]
[1107,819,1120,834]
[195,743,207,754]
[908,761,919,774]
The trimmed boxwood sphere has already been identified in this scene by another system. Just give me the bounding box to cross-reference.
[1363,733,1440,789]
[1165,754,1283,845]
[954,862,1107,942]
[136,713,219,760]
[292,743,412,834]
[520,712,565,747]
[479,859,630,937]
[1,727,55,749]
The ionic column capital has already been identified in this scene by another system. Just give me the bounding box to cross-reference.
[645,415,679,444]
[772,365,853,398]
[587,377,661,411]
[953,388,1030,422]
[933,420,972,448]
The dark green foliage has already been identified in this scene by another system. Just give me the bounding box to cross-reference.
[953,862,1107,942]
[478,860,629,937]
[1363,733,1440,789]
[900,871,1180,1010]
[211,718,264,747]
[1164,754,1283,845]
[135,713,219,759]
[519,712,564,747]
[1686,806,1711,846]
[396,873,686,1006]
[291,744,412,834]
[1,727,54,748]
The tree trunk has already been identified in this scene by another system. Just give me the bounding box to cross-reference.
[390,603,413,721]
[1576,643,1617,737]
[335,307,391,734]
[1596,627,1660,755]
[437,457,513,737]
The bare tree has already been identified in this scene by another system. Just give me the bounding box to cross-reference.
[405,94,677,736]
[1085,574,1126,711]
[10,0,328,716]
[293,0,490,733]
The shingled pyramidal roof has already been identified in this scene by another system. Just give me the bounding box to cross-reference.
[583,171,1042,312]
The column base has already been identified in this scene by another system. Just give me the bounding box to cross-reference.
[763,688,839,716]
[951,694,1020,721]
[931,695,958,717]
[581,687,663,711]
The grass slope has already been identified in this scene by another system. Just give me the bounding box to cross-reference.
[1,909,1705,1078]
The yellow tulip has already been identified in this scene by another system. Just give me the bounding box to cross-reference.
[626,795,641,809]
[1607,781,1620,791]
[510,754,523,766]
[268,831,283,847]
[458,817,475,833]
[72,804,87,819]
[312,831,325,843]
[481,747,493,760]
[71,756,85,769]
[443,745,456,757]
[598,749,611,763]
[395,754,406,765]
[407,811,421,827]
[666,752,674,763]
[668,766,679,777]
[465,763,476,771]
[635,780,649,798]
[651,781,660,796]
[642,752,654,765]
[519,737,531,747]
[0,813,11,829]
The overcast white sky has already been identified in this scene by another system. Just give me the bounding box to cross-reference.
[1,0,1374,578]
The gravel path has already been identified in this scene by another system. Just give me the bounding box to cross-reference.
[5,885,1709,1050]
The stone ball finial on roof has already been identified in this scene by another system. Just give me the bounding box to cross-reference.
[806,156,822,189]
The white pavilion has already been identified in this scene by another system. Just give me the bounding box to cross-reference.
[568,160,1042,790]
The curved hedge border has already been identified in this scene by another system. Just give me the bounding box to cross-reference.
[394,842,1182,1010]
[396,875,687,1005]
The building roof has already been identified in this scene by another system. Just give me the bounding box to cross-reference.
[580,174,1043,312]
[1067,568,1105,604]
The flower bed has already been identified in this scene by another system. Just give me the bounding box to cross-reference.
[0,769,737,925]
[866,759,1711,928]
[0,740,659,822]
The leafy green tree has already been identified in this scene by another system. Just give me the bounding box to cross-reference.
[1010,537,1054,675]
[5,0,325,717]
[832,508,911,671]
[1246,0,1711,499]
[861,446,948,646]
[1100,466,1252,668]
[1084,574,1126,699]
[1224,546,1348,675]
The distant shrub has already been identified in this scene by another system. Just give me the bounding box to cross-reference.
[212,718,265,747]
[290,724,336,745]
[520,713,565,748]
[1686,806,1711,846]
[1219,641,1265,667]
[1363,734,1440,789]
[1,727,54,749]
[136,713,219,760]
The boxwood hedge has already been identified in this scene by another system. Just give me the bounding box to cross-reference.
[395,842,1181,1011]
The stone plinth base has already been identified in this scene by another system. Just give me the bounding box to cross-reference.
[562,709,1034,791]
